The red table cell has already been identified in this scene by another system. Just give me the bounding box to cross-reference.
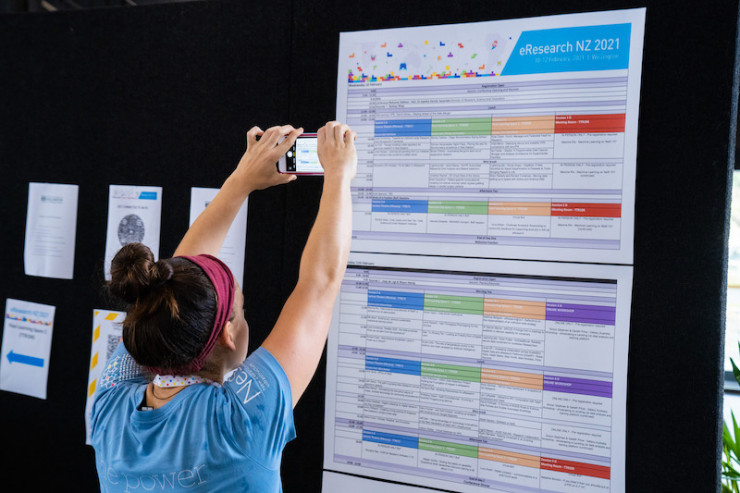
[540,457,611,480]
[550,203,621,218]
[554,113,625,133]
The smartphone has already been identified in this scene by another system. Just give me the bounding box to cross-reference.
[277,133,323,175]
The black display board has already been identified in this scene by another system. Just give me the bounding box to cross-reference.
[0,1,736,491]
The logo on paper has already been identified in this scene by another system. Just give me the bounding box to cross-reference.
[5,311,52,326]
[501,23,631,75]
[40,195,63,204]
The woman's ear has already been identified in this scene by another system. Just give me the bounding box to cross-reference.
[219,321,237,352]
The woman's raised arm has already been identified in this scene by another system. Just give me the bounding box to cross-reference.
[174,125,302,257]
[262,121,357,408]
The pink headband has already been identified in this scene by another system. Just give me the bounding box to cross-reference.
[146,254,235,375]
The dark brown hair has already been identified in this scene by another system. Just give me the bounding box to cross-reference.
[107,243,218,374]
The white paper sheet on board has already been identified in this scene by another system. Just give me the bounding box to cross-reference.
[104,185,163,279]
[189,187,248,287]
[24,182,79,279]
[84,309,125,445]
[0,299,56,400]
[336,8,645,264]
[324,252,633,493]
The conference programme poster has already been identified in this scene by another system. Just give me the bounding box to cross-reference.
[324,253,633,493]
[336,8,645,265]
[325,8,644,493]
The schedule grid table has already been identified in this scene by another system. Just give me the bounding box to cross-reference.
[331,268,618,493]
[347,77,630,254]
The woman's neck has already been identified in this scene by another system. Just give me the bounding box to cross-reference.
[144,383,184,410]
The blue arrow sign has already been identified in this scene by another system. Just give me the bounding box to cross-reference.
[6,350,44,367]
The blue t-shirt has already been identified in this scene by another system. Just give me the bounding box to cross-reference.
[90,343,295,492]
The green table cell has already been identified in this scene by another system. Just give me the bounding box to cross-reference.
[418,438,479,458]
[424,294,484,314]
[432,118,492,136]
[428,201,489,215]
[421,362,481,382]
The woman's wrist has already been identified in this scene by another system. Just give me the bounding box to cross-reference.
[323,170,354,188]
[227,169,258,197]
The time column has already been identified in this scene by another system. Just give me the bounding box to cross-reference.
[347,86,377,232]
[332,268,370,464]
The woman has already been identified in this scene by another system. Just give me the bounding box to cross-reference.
[90,122,357,492]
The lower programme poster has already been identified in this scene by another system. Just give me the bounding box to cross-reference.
[323,253,632,492]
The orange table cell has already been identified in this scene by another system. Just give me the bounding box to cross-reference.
[491,116,555,135]
[540,457,611,480]
[481,368,543,390]
[479,447,541,469]
[488,201,551,216]
[554,113,625,133]
[550,203,621,218]
[484,299,546,319]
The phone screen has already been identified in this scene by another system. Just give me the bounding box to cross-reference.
[285,136,322,174]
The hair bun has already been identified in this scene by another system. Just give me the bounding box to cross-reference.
[151,259,174,288]
[108,243,171,303]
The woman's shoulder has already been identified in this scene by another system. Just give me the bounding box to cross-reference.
[222,347,293,408]
[96,342,150,395]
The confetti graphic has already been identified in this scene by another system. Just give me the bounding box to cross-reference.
[347,33,509,82]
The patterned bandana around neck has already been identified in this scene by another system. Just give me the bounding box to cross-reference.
[152,374,211,388]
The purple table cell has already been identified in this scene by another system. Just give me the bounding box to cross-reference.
[546,303,615,324]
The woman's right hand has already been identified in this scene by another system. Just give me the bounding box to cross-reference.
[235,125,303,191]
[317,121,357,182]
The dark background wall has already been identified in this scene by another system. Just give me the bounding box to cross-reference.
[0,1,736,491]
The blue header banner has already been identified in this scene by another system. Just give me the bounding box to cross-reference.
[138,191,158,200]
[502,23,632,76]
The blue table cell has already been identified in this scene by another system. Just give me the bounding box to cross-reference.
[363,429,419,449]
[365,355,421,375]
[372,200,428,213]
[375,119,432,137]
[368,290,425,310]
